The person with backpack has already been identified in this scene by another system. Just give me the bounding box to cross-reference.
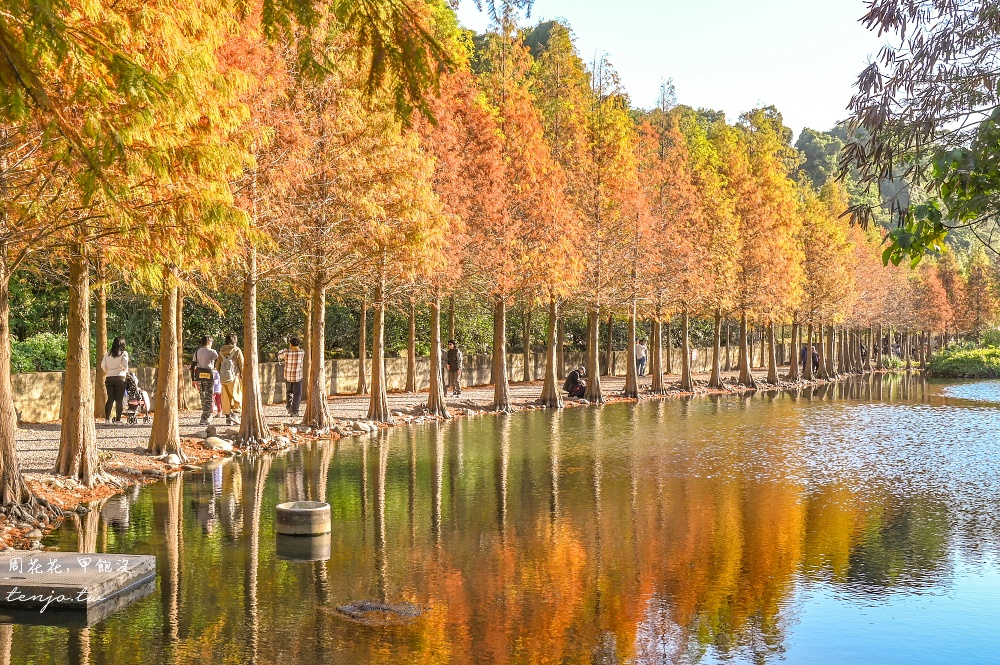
[217,333,244,426]
[191,336,218,426]
[100,336,129,425]
[446,339,463,397]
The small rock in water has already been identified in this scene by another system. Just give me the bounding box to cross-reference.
[182,464,201,471]
[275,436,291,447]
[577,399,590,405]
[288,427,297,435]
[25,529,42,540]
[165,454,181,466]
[74,505,90,515]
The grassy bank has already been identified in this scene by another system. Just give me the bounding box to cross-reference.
[927,346,1000,378]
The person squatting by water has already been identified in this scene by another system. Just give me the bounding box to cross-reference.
[101,336,129,425]
[446,339,463,397]
[563,365,587,398]
[217,333,244,426]
[191,336,218,426]
[278,337,305,417]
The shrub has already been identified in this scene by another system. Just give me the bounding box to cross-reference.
[982,328,1000,348]
[882,355,903,370]
[926,346,1000,378]
[12,332,67,373]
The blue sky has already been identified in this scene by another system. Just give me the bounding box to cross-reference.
[455,0,890,137]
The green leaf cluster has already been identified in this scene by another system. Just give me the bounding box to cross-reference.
[11,332,68,373]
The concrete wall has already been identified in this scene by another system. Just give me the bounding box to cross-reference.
[13,343,793,423]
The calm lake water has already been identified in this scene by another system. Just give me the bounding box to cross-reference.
[10,375,1000,664]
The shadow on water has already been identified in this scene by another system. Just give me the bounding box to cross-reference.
[11,373,1000,663]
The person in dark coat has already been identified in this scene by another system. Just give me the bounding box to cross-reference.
[563,366,587,398]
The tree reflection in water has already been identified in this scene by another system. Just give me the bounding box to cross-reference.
[9,374,993,663]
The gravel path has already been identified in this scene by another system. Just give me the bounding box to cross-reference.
[16,369,757,472]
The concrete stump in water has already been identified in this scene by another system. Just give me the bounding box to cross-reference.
[275,501,331,535]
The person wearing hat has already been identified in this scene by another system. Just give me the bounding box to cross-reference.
[563,365,587,398]
[446,339,463,397]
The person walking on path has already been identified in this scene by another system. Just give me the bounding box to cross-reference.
[278,337,305,417]
[636,339,648,377]
[100,336,129,425]
[446,339,463,397]
[211,368,223,416]
[191,336,218,425]
[217,333,244,425]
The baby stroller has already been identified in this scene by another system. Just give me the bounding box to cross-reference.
[123,372,151,425]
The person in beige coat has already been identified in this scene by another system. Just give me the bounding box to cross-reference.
[217,333,244,425]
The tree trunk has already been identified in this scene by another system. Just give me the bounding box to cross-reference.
[539,296,563,408]
[837,327,846,374]
[853,329,862,372]
[0,261,42,512]
[357,300,368,396]
[148,270,185,460]
[302,296,312,405]
[876,322,885,370]
[665,320,673,374]
[817,324,828,380]
[905,330,912,371]
[724,319,731,372]
[757,326,766,369]
[492,297,513,413]
[866,326,875,372]
[780,324,786,365]
[237,248,270,448]
[826,323,836,377]
[521,305,531,382]
[651,314,665,394]
[585,308,604,403]
[367,281,394,424]
[302,276,329,429]
[767,322,779,384]
[176,292,184,408]
[709,309,723,388]
[556,315,565,380]
[603,313,614,376]
[679,307,693,392]
[54,243,99,484]
[623,300,639,398]
[426,293,450,418]
[406,301,416,393]
[803,323,814,380]
[93,259,107,420]
[737,311,757,388]
[448,295,456,343]
[787,321,800,381]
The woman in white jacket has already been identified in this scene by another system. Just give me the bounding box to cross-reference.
[101,336,129,424]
